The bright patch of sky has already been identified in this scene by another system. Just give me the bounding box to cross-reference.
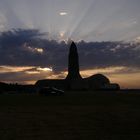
[0,0,140,42]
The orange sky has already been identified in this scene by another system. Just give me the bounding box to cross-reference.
[1,66,140,89]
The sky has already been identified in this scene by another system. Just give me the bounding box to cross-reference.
[0,0,140,88]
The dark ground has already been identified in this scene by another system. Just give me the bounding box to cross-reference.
[0,91,140,140]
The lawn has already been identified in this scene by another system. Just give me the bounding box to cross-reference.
[0,91,140,140]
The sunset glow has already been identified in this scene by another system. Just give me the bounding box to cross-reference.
[0,66,35,73]
[0,0,140,88]
[37,67,53,72]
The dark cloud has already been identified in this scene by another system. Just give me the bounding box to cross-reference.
[77,41,140,69]
[0,29,140,73]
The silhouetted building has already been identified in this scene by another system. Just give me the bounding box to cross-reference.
[35,42,120,90]
[66,42,82,80]
[85,74,110,90]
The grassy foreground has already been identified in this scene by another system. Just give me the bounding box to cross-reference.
[0,91,140,140]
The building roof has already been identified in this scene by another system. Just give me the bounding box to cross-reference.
[86,74,110,84]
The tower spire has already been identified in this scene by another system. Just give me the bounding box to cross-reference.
[66,42,82,80]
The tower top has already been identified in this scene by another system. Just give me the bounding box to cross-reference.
[69,42,78,55]
[71,41,76,46]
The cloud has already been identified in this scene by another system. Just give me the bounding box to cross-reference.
[0,29,139,88]
[0,66,35,73]
[0,29,140,73]
[0,67,66,84]
[77,41,140,69]
[134,36,140,43]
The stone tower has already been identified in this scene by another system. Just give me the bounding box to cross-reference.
[66,42,82,80]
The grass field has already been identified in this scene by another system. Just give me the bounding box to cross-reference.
[0,91,140,140]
